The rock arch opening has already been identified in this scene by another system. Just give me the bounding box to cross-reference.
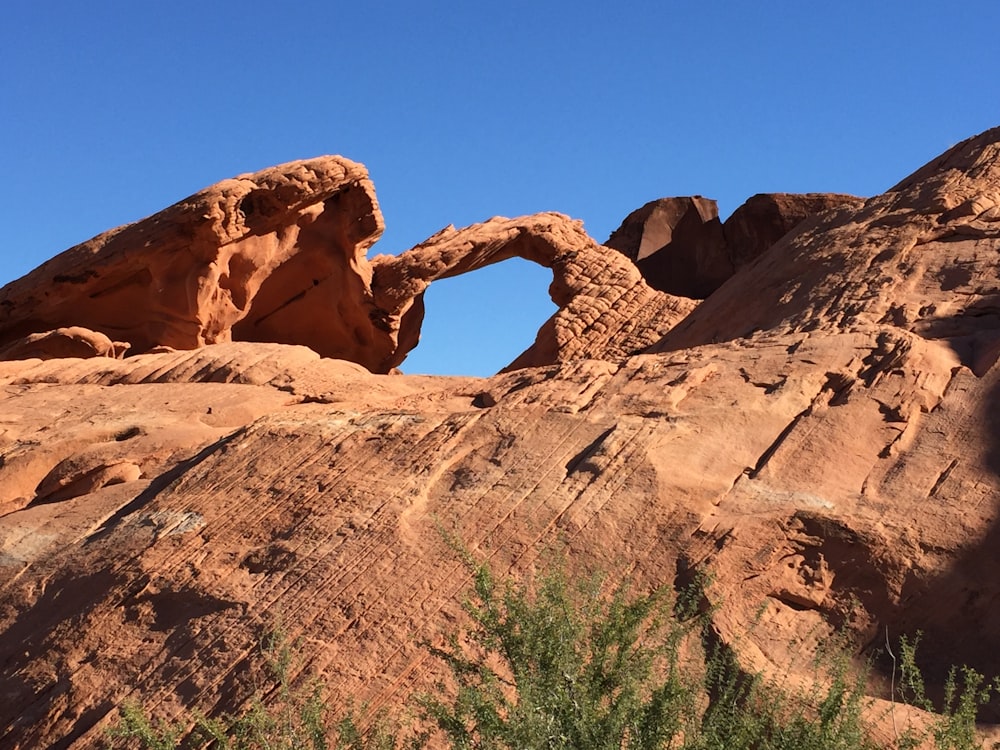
[369,213,698,375]
[397,257,557,376]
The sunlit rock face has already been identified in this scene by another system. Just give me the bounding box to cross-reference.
[0,157,393,369]
[2,127,1000,748]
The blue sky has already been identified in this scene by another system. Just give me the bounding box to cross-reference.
[2,2,997,375]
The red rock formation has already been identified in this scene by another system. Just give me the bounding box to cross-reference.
[605,196,730,298]
[0,326,129,361]
[0,157,394,370]
[0,164,694,375]
[606,192,862,298]
[722,192,864,266]
[2,128,1000,749]
[370,214,697,371]
[652,129,1000,361]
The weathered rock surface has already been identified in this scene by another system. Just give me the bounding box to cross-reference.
[1,127,1000,748]
[370,214,697,371]
[0,164,694,376]
[0,326,129,361]
[652,132,1000,360]
[0,157,394,370]
[606,192,862,298]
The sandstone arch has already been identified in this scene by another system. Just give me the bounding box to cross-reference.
[0,160,697,374]
[371,213,697,372]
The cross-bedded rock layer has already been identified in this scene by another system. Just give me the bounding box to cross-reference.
[1,127,1000,748]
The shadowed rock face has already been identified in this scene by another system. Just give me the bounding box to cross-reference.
[2,128,1000,748]
[606,196,730,298]
[723,192,865,266]
[606,192,863,298]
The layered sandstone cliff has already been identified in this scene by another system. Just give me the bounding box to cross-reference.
[1,127,999,748]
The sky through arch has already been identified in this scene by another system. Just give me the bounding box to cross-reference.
[398,257,557,376]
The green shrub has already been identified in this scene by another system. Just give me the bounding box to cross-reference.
[417,553,704,749]
[108,701,185,750]
[418,549,886,750]
[105,624,381,750]
[892,633,999,750]
[106,548,998,750]
[688,631,877,750]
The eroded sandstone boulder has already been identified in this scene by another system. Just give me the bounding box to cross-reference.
[0,157,394,370]
[0,326,129,361]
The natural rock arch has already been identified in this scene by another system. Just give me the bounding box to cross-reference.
[370,213,697,372]
[0,160,696,374]
[390,256,556,375]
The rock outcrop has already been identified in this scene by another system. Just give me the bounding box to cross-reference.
[0,326,129,361]
[605,196,730,298]
[369,214,697,371]
[723,192,865,265]
[0,164,694,375]
[1,127,1000,749]
[0,157,394,370]
[652,134,1000,360]
[606,192,862,298]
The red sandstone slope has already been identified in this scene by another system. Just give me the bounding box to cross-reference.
[1,128,999,748]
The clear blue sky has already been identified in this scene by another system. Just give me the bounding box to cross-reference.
[2,1,997,375]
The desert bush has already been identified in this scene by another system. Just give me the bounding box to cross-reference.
[417,552,704,749]
[419,548,888,750]
[105,624,385,750]
[890,633,999,750]
[107,549,998,750]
